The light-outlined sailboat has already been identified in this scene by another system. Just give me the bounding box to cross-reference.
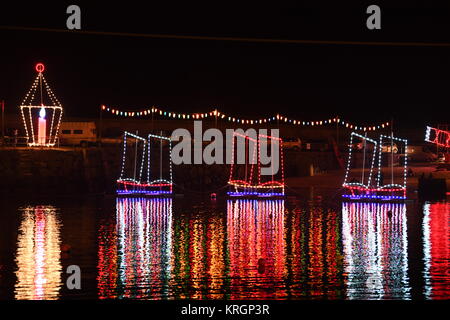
[117,131,173,196]
[342,131,408,201]
[228,132,285,198]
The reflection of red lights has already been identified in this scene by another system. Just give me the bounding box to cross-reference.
[35,63,45,73]
[227,199,285,299]
[97,221,118,299]
[423,202,450,299]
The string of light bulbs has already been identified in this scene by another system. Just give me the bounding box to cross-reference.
[101,105,390,132]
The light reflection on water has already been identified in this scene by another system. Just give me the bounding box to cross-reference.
[15,206,62,300]
[285,202,343,298]
[169,201,227,299]
[7,197,450,300]
[342,202,410,299]
[227,199,285,299]
[423,202,450,299]
[98,197,172,299]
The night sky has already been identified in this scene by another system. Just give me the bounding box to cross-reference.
[0,2,449,128]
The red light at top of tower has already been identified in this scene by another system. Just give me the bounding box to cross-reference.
[35,63,45,73]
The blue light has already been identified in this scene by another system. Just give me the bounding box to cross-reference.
[117,190,172,195]
[227,191,284,197]
[342,194,406,201]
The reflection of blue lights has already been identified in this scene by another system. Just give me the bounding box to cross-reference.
[117,190,172,195]
[227,191,284,197]
[342,194,406,200]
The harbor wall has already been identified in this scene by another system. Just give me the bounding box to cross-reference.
[0,147,339,195]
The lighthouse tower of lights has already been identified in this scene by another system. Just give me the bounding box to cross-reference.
[19,63,63,147]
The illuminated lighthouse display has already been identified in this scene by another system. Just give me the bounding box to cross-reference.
[19,63,63,147]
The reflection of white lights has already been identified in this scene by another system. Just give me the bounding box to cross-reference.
[15,206,62,300]
[115,197,173,298]
[422,203,432,299]
[342,202,410,299]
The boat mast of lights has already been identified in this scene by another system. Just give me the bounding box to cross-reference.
[376,134,408,191]
[147,133,173,186]
[118,131,147,185]
[19,63,63,147]
[342,132,378,190]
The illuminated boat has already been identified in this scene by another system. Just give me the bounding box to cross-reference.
[117,132,173,196]
[342,132,408,202]
[227,180,285,198]
[228,132,285,198]
[425,125,450,150]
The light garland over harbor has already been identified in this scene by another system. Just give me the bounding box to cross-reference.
[100,105,390,132]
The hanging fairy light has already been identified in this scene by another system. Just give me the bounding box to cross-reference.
[100,104,391,131]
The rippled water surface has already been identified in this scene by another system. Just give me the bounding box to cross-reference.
[0,192,448,300]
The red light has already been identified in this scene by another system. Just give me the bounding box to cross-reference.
[35,63,45,73]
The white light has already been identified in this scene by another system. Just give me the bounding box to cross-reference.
[39,107,46,119]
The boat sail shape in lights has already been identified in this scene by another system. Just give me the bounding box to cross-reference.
[342,131,408,201]
[228,132,285,198]
[19,63,63,147]
[117,131,173,196]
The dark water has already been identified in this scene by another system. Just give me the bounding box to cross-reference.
[0,191,449,300]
